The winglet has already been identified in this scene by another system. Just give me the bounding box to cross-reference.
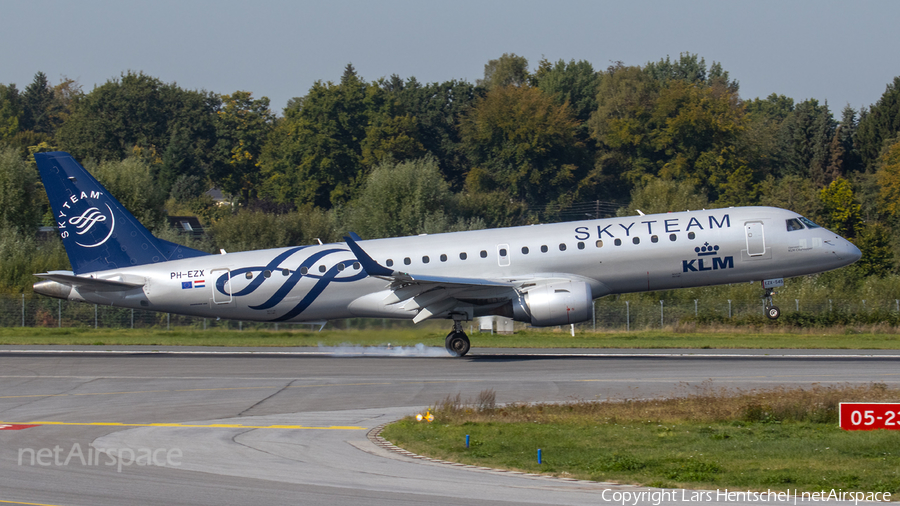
[343,234,393,277]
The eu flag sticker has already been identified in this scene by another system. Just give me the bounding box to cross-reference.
[182,281,192,289]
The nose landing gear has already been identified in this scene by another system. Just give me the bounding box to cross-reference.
[763,282,781,320]
[445,315,470,356]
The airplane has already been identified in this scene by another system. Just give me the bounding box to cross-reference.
[32,151,861,356]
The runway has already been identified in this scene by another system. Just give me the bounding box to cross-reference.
[0,347,897,506]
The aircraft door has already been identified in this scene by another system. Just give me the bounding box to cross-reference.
[497,244,510,266]
[211,268,233,304]
[744,221,766,256]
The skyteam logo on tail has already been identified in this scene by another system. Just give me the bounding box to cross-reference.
[56,191,115,248]
[682,243,734,272]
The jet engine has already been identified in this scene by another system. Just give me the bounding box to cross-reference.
[512,281,593,326]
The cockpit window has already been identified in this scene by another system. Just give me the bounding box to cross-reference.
[786,218,804,231]
[798,216,821,229]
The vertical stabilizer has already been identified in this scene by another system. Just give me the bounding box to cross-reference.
[34,151,209,274]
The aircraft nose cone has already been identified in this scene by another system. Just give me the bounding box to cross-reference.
[846,240,862,263]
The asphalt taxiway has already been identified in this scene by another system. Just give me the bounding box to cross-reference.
[0,347,897,506]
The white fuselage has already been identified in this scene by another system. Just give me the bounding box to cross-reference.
[58,207,858,324]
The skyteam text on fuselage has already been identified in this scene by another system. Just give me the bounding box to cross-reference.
[32,152,861,356]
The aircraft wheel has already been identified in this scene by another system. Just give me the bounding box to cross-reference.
[445,332,470,357]
[766,305,781,320]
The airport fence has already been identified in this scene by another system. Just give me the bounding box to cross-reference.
[0,294,899,331]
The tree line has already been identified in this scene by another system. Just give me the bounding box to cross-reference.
[1,53,900,296]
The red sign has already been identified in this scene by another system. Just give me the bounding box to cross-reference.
[0,424,40,431]
[840,403,900,430]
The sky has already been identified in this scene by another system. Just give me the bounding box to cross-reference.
[4,0,899,115]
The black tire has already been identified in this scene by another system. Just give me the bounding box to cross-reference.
[445,332,470,357]
[766,305,781,320]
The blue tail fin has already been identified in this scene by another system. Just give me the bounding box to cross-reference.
[35,151,209,274]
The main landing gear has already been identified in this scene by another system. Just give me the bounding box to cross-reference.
[445,316,470,357]
[763,283,781,320]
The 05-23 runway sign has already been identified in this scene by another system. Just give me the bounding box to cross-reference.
[839,402,900,430]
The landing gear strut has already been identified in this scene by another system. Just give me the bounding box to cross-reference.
[762,283,781,320]
[445,316,470,357]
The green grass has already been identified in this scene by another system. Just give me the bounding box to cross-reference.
[0,327,899,348]
[381,385,900,494]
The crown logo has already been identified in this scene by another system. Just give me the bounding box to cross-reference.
[695,242,719,257]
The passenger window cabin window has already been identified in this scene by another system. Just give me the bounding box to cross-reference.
[480,250,487,258]
[353,262,360,270]
[651,235,658,243]
[318,265,326,273]
[559,243,567,251]
[786,218,804,231]
[386,259,394,267]
[688,232,696,240]
[669,234,677,241]
[300,266,309,275]
[499,248,507,256]
[282,268,290,276]
[596,240,603,248]
[633,237,640,245]
[541,245,548,253]
[614,238,622,246]
[246,272,253,279]
[404,257,411,265]
[522,246,529,254]
[577,242,585,250]
[460,252,467,260]
[422,256,430,263]
[440,254,447,262]
[264,270,271,278]
[337,263,344,271]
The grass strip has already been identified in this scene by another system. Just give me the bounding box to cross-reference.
[0,327,900,349]
[381,385,900,494]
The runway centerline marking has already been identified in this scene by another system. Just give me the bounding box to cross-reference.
[0,421,365,430]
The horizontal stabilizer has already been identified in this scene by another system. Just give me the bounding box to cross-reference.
[34,272,144,292]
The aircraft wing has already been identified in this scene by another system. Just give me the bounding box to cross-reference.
[345,235,519,323]
[34,271,145,292]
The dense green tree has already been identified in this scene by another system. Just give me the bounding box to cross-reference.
[344,156,460,238]
[644,53,738,92]
[385,77,483,187]
[0,84,21,141]
[0,147,40,234]
[56,72,220,186]
[587,64,659,196]
[776,99,835,186]
[857,76,900,170]
[758,174,823,220]
[478,53,530,90]
[819,177,861,238]
[852,222,895,277]
[533,58,600,124]
[737,94,794,181]
[209,205,337,253]
[259,68,372,208]
[20,72,56,134]
[617,178,709,216]
[460,85,586,209]
[875,137,900,218]
[87,156,167,229]
[209,91,275,203]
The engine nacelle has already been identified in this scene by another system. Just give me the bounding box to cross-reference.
[512,281,593,326]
